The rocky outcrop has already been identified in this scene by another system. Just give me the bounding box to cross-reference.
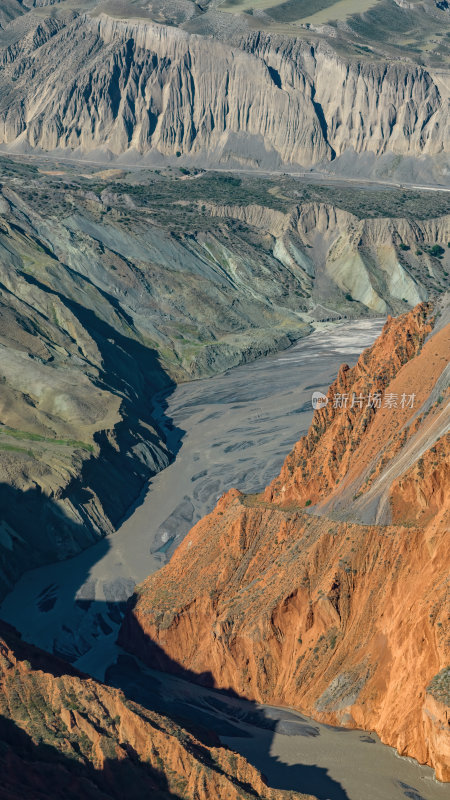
[424,669,450,782]
[266,302,436,507]
[239,31,448,160]
[206,202,450,312]
[268,300,450,524]
[120,302,450,780]
[0,620,312,800]
[0,12,447,168]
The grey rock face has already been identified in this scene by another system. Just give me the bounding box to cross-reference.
[0,13,447,168]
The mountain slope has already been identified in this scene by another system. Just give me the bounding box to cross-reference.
[206,201,450,313]
[120,301,450,781]
[0,166,311,599]
[0,620,313,800]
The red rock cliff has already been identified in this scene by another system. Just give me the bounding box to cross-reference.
[120,303,450,781]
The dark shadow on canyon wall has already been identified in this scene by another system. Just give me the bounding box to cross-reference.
[0,713,186,800]
[17,268,186,511]
[0,486,352,800]
[0,270,186,595]
[110,623,352,800]
[0,482,112,602]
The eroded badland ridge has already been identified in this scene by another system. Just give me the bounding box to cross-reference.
[0,5,448,182]
[0,620,313,800]
[120,301,450,781]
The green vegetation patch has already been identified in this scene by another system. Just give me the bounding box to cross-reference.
[115,172,286,213]
[265,0,337,23]
[0,442,34,457]
[0,426,93,452]
[0,156,39,179]
[427,667,450,705]
[427,244,445,258]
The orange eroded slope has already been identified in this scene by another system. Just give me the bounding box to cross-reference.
[0,621,312,800]
[120,303,450,781]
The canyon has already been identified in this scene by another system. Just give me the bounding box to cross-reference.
[1,310,448,800]
[0,319,384,667]
[119,301,450,783]
[0,169,448,793]
[1,156,448,598]
[0,1,448,794]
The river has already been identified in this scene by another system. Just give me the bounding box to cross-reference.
[1,317,447,800]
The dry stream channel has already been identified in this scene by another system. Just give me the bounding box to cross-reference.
[2,319,447,800]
